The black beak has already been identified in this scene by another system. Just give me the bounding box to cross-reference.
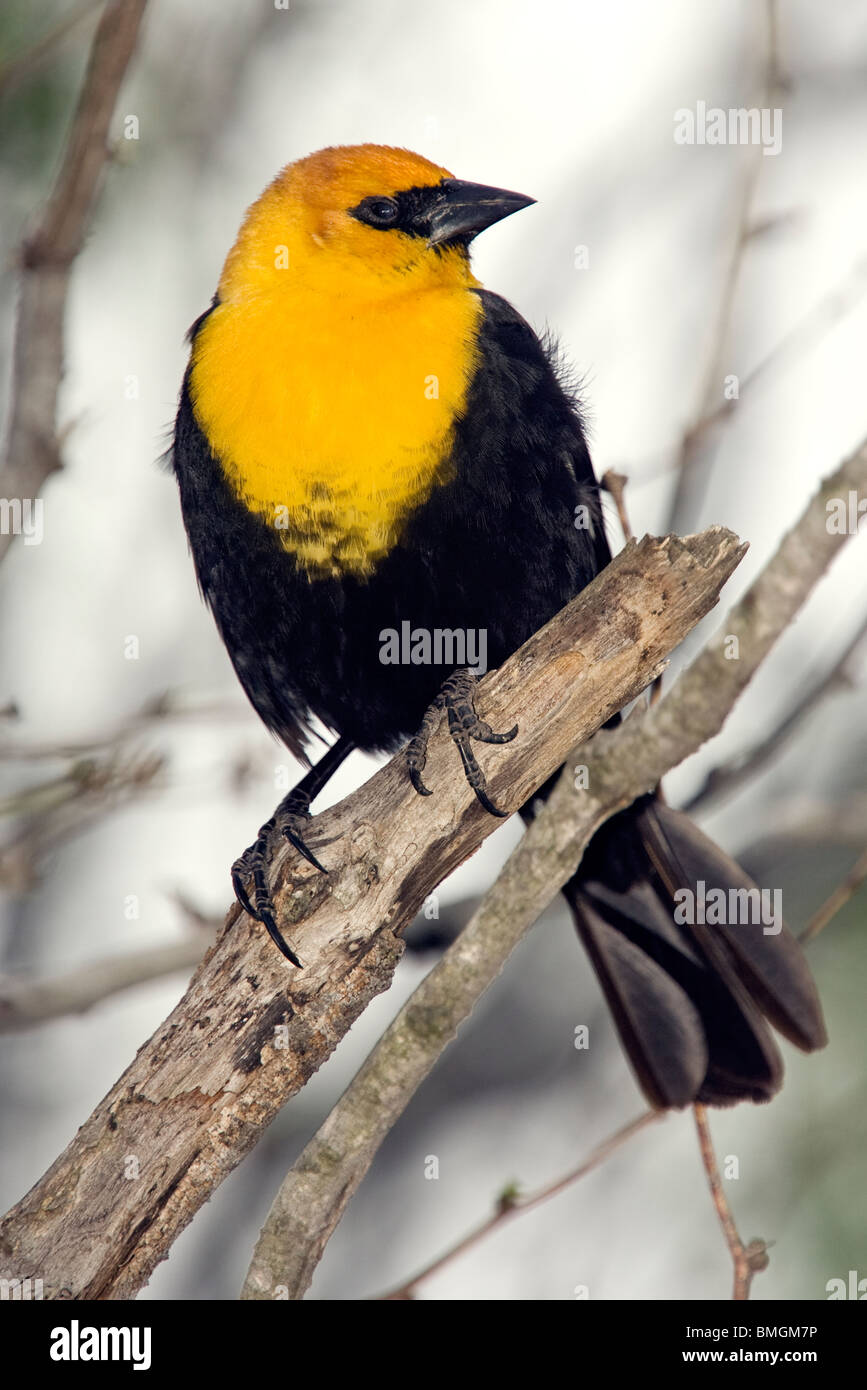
[427,179,536,247]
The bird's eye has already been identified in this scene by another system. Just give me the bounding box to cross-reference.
[353,196,400,228]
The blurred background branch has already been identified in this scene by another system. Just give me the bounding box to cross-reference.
[683,610,867,815]
[0,915,210,1032]
[0,1,102,103]
[662,0,783,535]
[0,0,148,565]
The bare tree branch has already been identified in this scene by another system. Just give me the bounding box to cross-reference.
[238,442,866,1301]
[0,689,251,764]
[0,690,256,894]
[673,255,867,461]
[0,526,747,1300]
[0,0,149,565]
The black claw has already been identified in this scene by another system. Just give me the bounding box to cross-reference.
[453,732,509,817]
[473,722,518,746]
[232,857,303,967]
[409,766,433,797]
[228,737,354,966]
[407,667,517,818]
[283,824,328,873]
[231,810,319,964]
[473,785,510,818]
[258,907,304,968]
[231,864,257,919]
[275,792,329,872]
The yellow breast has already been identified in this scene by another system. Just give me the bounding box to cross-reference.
[189,260,482,579]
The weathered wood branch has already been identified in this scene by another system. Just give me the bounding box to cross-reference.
[0,525,745,1299]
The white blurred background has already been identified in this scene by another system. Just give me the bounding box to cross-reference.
[1,0,865,1300]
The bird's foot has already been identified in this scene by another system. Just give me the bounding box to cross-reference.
[406,667,518,817]
[231,789,327,966]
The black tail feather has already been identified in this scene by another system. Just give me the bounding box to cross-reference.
[638,800,827,1054]
[528,788,827,1110]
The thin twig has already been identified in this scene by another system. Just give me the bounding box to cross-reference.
[601,469,634,541]
[0,690,257,891]
[800,845,867,944]
[649,0,780,713]
[375,1112,660,1300]
[694,1104,769,1300]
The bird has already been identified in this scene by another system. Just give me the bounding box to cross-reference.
[172,143,826,1109]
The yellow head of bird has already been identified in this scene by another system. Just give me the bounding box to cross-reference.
[217,143,534,301]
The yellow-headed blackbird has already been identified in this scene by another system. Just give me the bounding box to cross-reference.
[172,145,826,1108]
